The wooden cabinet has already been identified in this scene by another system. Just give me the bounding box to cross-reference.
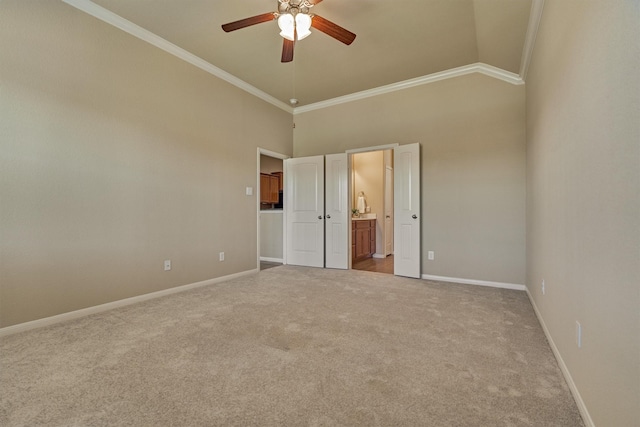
[260,174,271,203]
[269,175,279,203]
[272,171,283,191]
[352,219,376,261]
[260,172,283,205]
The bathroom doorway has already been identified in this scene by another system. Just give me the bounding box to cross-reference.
[350,149,394,274]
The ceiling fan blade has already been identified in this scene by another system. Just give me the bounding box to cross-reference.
[221,12,275,32]
[311,15,356,45]
[281,38,295,63]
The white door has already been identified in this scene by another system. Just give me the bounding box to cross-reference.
[325,153,349,269]
[394,143,421,278]
[384,165,394,256]
[285,156,325,267]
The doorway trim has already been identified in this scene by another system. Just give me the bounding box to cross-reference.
[346,143,399,154]
[257,148,290,271]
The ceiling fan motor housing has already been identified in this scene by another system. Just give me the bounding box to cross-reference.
[278,0,311,16]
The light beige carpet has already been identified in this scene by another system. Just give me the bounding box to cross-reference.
[0,266,584,426]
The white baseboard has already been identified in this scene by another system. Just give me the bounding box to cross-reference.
[421,274,525,291]
[525,288,594,427]
[260,257,284,263]
[0,268,258,338]
[372,253,387,259]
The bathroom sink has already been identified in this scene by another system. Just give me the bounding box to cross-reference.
[354,213,377,220]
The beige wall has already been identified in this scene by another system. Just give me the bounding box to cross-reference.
[0,1,293,327]
[259,212,284,260]
[294,74,526,285]
[260,155,284,174]
[526,1,639,425]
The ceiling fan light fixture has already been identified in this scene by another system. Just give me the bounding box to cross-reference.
[222,0,356,63]
[278,13,295,41]
[295,13,312,40]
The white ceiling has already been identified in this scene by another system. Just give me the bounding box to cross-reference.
[68,0,536,110]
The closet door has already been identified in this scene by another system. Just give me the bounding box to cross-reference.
[325,153,349,269]
[284,156,325,268]
[394,143,421,278]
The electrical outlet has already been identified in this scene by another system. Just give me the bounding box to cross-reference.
[542,279,545,295]
[219,252,225,262]
[576,321,582,348]
[164,260,171,271]
[428,251,435,261]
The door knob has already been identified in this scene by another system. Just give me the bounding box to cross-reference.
[386,215,390,219]
[318,216,323,220]
[326,215,331,219]
[412,214,418,219]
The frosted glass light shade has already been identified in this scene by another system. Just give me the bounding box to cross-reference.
[295,13,312,40]
[278,14,295,41]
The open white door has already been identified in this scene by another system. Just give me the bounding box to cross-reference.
[325,153,349,269]
[394,143,421,278]
[285,156,325,267]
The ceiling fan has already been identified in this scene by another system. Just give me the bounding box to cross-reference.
[221,0,356,63]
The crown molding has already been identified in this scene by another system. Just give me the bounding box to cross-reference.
[63,0,538,116]
[61,0,294,113]
[519,0,545,81]
[293,63,523,114]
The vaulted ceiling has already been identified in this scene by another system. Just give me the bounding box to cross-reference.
[68,0,538,111]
